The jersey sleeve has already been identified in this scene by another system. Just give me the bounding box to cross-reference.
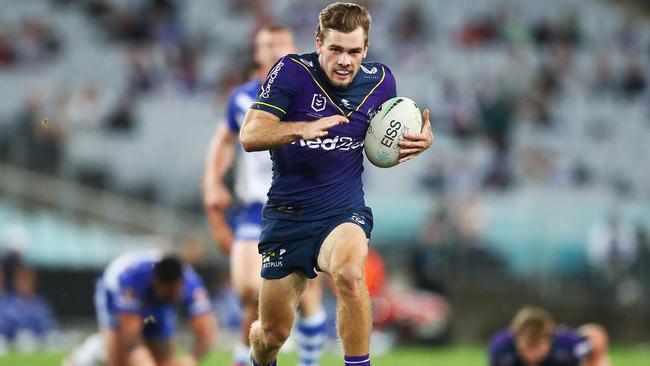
[112,265,146,314]
[114,284,143,314]
[250,56,299,119]
[488,330,516,366]
[182,267,213,317]
[225,91,240,133]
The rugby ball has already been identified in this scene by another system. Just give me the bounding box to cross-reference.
[364,97,421,168]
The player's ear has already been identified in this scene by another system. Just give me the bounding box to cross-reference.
[362,44,368,59]
[316,36,323,53]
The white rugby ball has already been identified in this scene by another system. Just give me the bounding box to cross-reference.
[364,97,422,168]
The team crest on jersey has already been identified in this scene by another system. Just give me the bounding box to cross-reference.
[360,64,378,74]
[311,93,327,112]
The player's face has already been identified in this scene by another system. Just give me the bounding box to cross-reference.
[153,278,185,303]
[316,27,368,88]
[515,336,552,365]
[255,29,296,74]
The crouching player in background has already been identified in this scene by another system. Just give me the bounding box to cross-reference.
[64,249,216,366]
[489,307,610,366]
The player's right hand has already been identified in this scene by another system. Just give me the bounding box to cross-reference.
[202,182,231,212]
[300,115,349,140]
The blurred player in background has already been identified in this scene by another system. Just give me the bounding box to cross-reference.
[64,249,216,366]
[239,3,432,366]
[489,307,611,366]
[203,25,327,366]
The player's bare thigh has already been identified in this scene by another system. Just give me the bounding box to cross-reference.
[255,273,308,344]
[317,222,368,276]
[230,240,263,300]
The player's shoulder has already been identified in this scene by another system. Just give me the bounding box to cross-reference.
[554,326,583,343]
[182,265,205,287]
[489,329,518,366]
[489,329,515,350]
[118,261,154,289]
[356,59,396,96]
[284,52,318,72]
[551,326,592,362]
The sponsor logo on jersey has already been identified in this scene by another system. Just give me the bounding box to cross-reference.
[350,213,366,225]
[260,60,284,98]
[300,58,313,67]
[341,98,352,109]
[360,64,378,74]
[291,136,364,151]
[262,249,285,268]
[311,93,327,112]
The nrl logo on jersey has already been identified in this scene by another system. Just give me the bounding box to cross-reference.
[311,93,327,112]
[300,58,313,67]
[360,64,378,74]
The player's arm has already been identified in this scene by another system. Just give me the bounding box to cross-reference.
[116,312,157,366]
[240,109,348,152]
[181,270,216,364]
[202,123,236,211]
[202,123,236,253]
[240,56,348,151]
[187,312,217,362]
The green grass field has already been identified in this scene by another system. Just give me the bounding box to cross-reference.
[1,346,649,366]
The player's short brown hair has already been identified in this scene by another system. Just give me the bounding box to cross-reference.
[510,307,556,343]
[316,2,372,45]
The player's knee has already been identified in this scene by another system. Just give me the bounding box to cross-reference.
[332,263,365,297]
[261,325,290,350]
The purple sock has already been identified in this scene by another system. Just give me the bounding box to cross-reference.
[344,354,371,366]
[251,358,276,366]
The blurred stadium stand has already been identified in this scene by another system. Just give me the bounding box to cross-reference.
[1,0,649,344]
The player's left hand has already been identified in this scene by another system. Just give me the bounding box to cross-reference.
[398,108,433,163]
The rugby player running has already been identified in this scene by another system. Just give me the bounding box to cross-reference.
[239,3,433,366]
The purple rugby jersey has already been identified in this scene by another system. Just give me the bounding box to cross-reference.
[488,327,592,366]
[250,52,397,221]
